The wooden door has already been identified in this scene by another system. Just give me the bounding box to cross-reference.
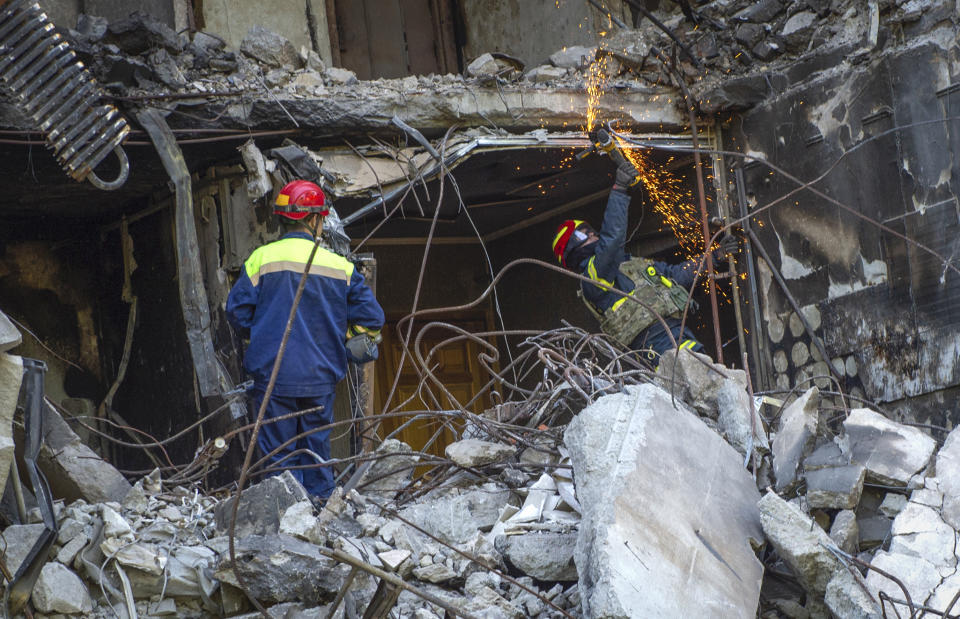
[334,0,459,79]
[374,316,492,459]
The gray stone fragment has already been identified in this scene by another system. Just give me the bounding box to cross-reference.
[866,551,940,613]
[829,510,859,555]
[781,11,817,50]
[149,48,187,89]
[772,387,820,492]
[216,534,344,604]
[214,472,309,538]
[565,384,763,618]
[804,440,847,470]
[742,0,784,22]
[843,409,936,487]
[735,23,764,47]
[324,67,357,84]
[38,402,132,503]
[879,493,908,518]
[445,439,515,468]
[0,523,45,575]
[525,65,567,83]
[0,353,21,493]
[240,26,303,69]
[857,516,892,550]
[105,11,184,54]
[56,533,88,566]
[935,426,960,529]
[467,53,500,77]
[888,502,957,568]
[0,311,21,352]
[353,439,419,501]
[31,563,93,614]
[398,483,511,546]
[279,500,318,541]
[825,569,881,619]
[758,491,839,597]
[413,563,458,584]
[805,463,866,510]
[495,531,577,581]
[657,350,769,455]
[549,46,595,69]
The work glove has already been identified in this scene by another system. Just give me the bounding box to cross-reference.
[720,233,740,256]
[345,332,381,364]
[614,159,641,189]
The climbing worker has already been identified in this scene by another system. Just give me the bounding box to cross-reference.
[226,179,384,499]
[551,162,736,364]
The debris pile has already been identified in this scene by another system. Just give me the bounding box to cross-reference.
[1,325,959,617]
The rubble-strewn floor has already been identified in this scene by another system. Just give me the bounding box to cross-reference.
[3,337,957,618]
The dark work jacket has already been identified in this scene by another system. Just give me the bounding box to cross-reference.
[226,232,384,395]
[576,189,703,356]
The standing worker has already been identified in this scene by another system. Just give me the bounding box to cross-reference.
[552,162,735,364]
[226,180,384,500]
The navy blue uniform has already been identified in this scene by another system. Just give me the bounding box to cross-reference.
[227,232,384,497]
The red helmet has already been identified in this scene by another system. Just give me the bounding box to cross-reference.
[274,180,328,220]
[552,219,592,267]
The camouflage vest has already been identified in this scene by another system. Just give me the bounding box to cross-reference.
[580,257,692,347]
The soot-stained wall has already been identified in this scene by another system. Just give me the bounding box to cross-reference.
[733,22,960,423]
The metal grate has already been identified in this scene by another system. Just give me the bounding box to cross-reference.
[0,0,129,189]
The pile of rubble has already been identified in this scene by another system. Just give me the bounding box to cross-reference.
[3,330,958,617]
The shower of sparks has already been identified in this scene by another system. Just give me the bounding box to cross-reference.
[581,55,734,300]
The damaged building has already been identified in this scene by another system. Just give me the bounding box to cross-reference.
[0,0,957,616]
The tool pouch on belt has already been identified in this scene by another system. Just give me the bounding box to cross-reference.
[580,257,692,347]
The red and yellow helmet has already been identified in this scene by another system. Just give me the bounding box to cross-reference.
[274,180,328,220]
[552,219,590,267]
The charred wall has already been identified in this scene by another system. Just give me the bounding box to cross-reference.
[731,13,960,424]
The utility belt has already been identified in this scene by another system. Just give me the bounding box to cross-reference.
[579,257,695,347]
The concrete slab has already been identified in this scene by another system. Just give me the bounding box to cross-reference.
[565,384,763,619]
[772,387,820,492]
[843,408,936,487]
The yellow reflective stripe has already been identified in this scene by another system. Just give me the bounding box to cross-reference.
[679,339,697,351]
[349,324,381,338]
[660,276,673,288]
[245,237,354,286]
[552,227,567,251]
[276,193,290,206]
[587,256,615,290]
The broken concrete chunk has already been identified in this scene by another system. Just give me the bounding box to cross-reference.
[353,439,419,500]
[758,491,840,597]
[525,65,567,83]
[279,500,318,541]
[105,11,185,55]
[324,67,357,85]
[0,353,21,494]
[240,25,303,69]
[549,46,596,69]
[829,510,859,555]
[214,471,309,538]
[31,562,93,614]
[467,53,500,77]
[38,402,132,504]
[805,463,866,510]
[398,483,511,546]
[803,439,848,471]
[879,493,908,518]
[0,523,46,575]
[101,504,133,540]
[495,531,577,581]
[445,439,515,468]
[781,11,818,51]
[857,515,892,550]
[772,387,820,492]
[935,426,960,530]
[566,384,763,618]
[217,534,344,604]
[824,568,881,619]
[413,563,458,584]
[843,408,936,487]
[0,311,21,352]
[866,551,941,614]
[888,502,958,568]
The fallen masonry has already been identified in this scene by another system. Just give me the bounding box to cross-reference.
[0,344,954,617]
